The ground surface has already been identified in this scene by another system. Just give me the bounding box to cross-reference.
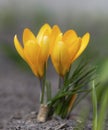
[5,111,92,130]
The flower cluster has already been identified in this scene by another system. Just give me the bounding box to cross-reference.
[14,24,90,78]
[14,24,90,122]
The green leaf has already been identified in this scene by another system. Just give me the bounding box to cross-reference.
[48,58,96,118]
[92,81,97,130]
[46,81,52,102]
[97,87,108,130]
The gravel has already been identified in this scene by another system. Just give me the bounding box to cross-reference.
[5,111,92,130]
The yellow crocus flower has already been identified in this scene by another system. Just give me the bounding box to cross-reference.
[51,25,90,77]
[14,24,52,78]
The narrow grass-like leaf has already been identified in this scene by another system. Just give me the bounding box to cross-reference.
[48,59,96,118]
[92,81,97,130]
[97,87,108,130]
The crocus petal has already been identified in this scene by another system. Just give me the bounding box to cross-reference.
[37,24,51,45]
[39,36,50,63]
[50,25,61,42]
[51,41,70,76]
[24,41,39,65]
[50,25,62,53]
[14,35,25,60]
[23,28,36,44]
[69,38,82,62]
[23,41,40,77]
[73,33,90,61]
[37,37,50,77]
[63,30,78,46]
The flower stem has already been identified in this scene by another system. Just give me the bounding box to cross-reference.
[37,64,49,122]
[40,64,46,104]
[58,76,64,89]
[39,78,44,104]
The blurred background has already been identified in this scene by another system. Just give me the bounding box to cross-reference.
[0,0,108,128]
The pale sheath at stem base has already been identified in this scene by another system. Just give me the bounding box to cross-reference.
[37,104,49,122]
